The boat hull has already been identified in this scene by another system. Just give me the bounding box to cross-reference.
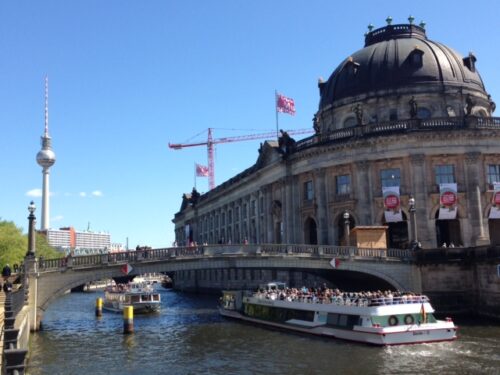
[103,301,161,314]
[219,308,457,346]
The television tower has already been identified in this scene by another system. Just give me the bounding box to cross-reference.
[36,77,56,230]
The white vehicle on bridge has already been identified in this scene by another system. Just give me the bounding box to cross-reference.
[219,283,457,346]
[103,281,161,314]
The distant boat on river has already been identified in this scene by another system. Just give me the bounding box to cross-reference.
[103,281,161,314]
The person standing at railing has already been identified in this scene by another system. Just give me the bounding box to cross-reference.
[2,263,11,282]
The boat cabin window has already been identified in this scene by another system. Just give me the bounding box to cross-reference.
[327,313,360,329]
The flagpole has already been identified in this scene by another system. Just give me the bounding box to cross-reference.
[275,90,279,140]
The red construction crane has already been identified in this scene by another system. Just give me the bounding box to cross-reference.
[169,128,314,190]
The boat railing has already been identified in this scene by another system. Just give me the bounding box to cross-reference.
[251,292,429,307]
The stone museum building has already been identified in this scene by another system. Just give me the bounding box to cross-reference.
[173,20,500,250]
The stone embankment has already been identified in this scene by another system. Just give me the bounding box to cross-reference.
[418,246,500,320]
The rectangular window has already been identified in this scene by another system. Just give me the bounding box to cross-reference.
[488,164,500,184]
[304,180,314,201]
[336,174,351,195]
[380,168,400,187]
[389,109,398,121]
[251,201,256,217]
[235,207,240,222]
[435,165,456,184]
[228,210,232,224]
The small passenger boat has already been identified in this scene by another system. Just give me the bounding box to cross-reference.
[103,281,161,314]
[219,282,458,346]
[133,273,164,286]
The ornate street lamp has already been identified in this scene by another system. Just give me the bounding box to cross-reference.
[343,211,351,246]
[27,201,36,257]
[409,196,418,250]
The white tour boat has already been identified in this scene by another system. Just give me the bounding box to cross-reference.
[133,273,164,286]
[103,281,161,314]
[219,282,458,346]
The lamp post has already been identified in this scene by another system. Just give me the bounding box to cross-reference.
[409,196,418,250]
[27,201,36,257]
[343,211,350,246]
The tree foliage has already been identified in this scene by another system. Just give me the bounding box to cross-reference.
[0,220,62,270]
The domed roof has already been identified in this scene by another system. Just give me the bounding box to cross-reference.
[319,23,486,110]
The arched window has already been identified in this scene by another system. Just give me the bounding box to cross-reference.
[488,214,500,245]
[304,217,318,245]
[435,210,462,247]
[409,49,424,68]
[383,212,409,249]
[475,108,488,117]
[417,107,431,119]
[343,116,357,128]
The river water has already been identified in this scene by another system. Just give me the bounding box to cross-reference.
[28,288,500,375]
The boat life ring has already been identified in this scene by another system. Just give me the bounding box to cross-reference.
[388,315,399,326]
[404,314,415,325]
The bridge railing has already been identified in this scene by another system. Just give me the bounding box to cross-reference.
[37,244,413,271]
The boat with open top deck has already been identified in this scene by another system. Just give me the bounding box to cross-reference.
[103,281,161,314]
[219,282,457,346]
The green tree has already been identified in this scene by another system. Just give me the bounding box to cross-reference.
[35,232,62,260]
[0,220,27,269]
[0,220,62,271]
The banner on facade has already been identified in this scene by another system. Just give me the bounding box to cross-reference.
[489,182,500,219]
[438,183,458,219]
[383,186,402,222]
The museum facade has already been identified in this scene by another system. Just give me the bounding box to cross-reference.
[173,21,500,249]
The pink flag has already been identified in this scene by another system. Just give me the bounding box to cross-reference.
[276,93,296,115]
[121,263,133,275]
[195,163,209,177]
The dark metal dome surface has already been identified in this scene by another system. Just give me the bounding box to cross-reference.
[319,24,486,109]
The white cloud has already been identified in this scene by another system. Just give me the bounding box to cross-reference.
[26,188,42,197]
[79,192,87,197]
[64,192,72,197]
[52,215,64,222]
[91,190,103,197]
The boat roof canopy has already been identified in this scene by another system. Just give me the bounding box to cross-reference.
[260,282,287,291]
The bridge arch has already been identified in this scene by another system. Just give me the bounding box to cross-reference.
[27,245,417,330]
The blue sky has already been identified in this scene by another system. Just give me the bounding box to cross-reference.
[1,1,499,249]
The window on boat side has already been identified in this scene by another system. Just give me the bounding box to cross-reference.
[327,313,360,329]
[244,304,314,322]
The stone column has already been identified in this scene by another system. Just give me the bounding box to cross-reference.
[314,168,328,244]
[464,152,488,245]
[354,160,372,225]
[236,199,242,243]
[283,177,294,244]
[410,154,430,246]
[262,186,272,243]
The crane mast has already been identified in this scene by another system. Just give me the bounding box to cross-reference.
[169,127,314,190]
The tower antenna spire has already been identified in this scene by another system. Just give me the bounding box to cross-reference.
[44,76,49,137]
[37,76,56,230]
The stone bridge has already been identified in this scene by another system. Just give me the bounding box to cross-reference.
[26,244,418,330]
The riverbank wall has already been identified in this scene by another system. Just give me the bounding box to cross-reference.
[418,246,500,320]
